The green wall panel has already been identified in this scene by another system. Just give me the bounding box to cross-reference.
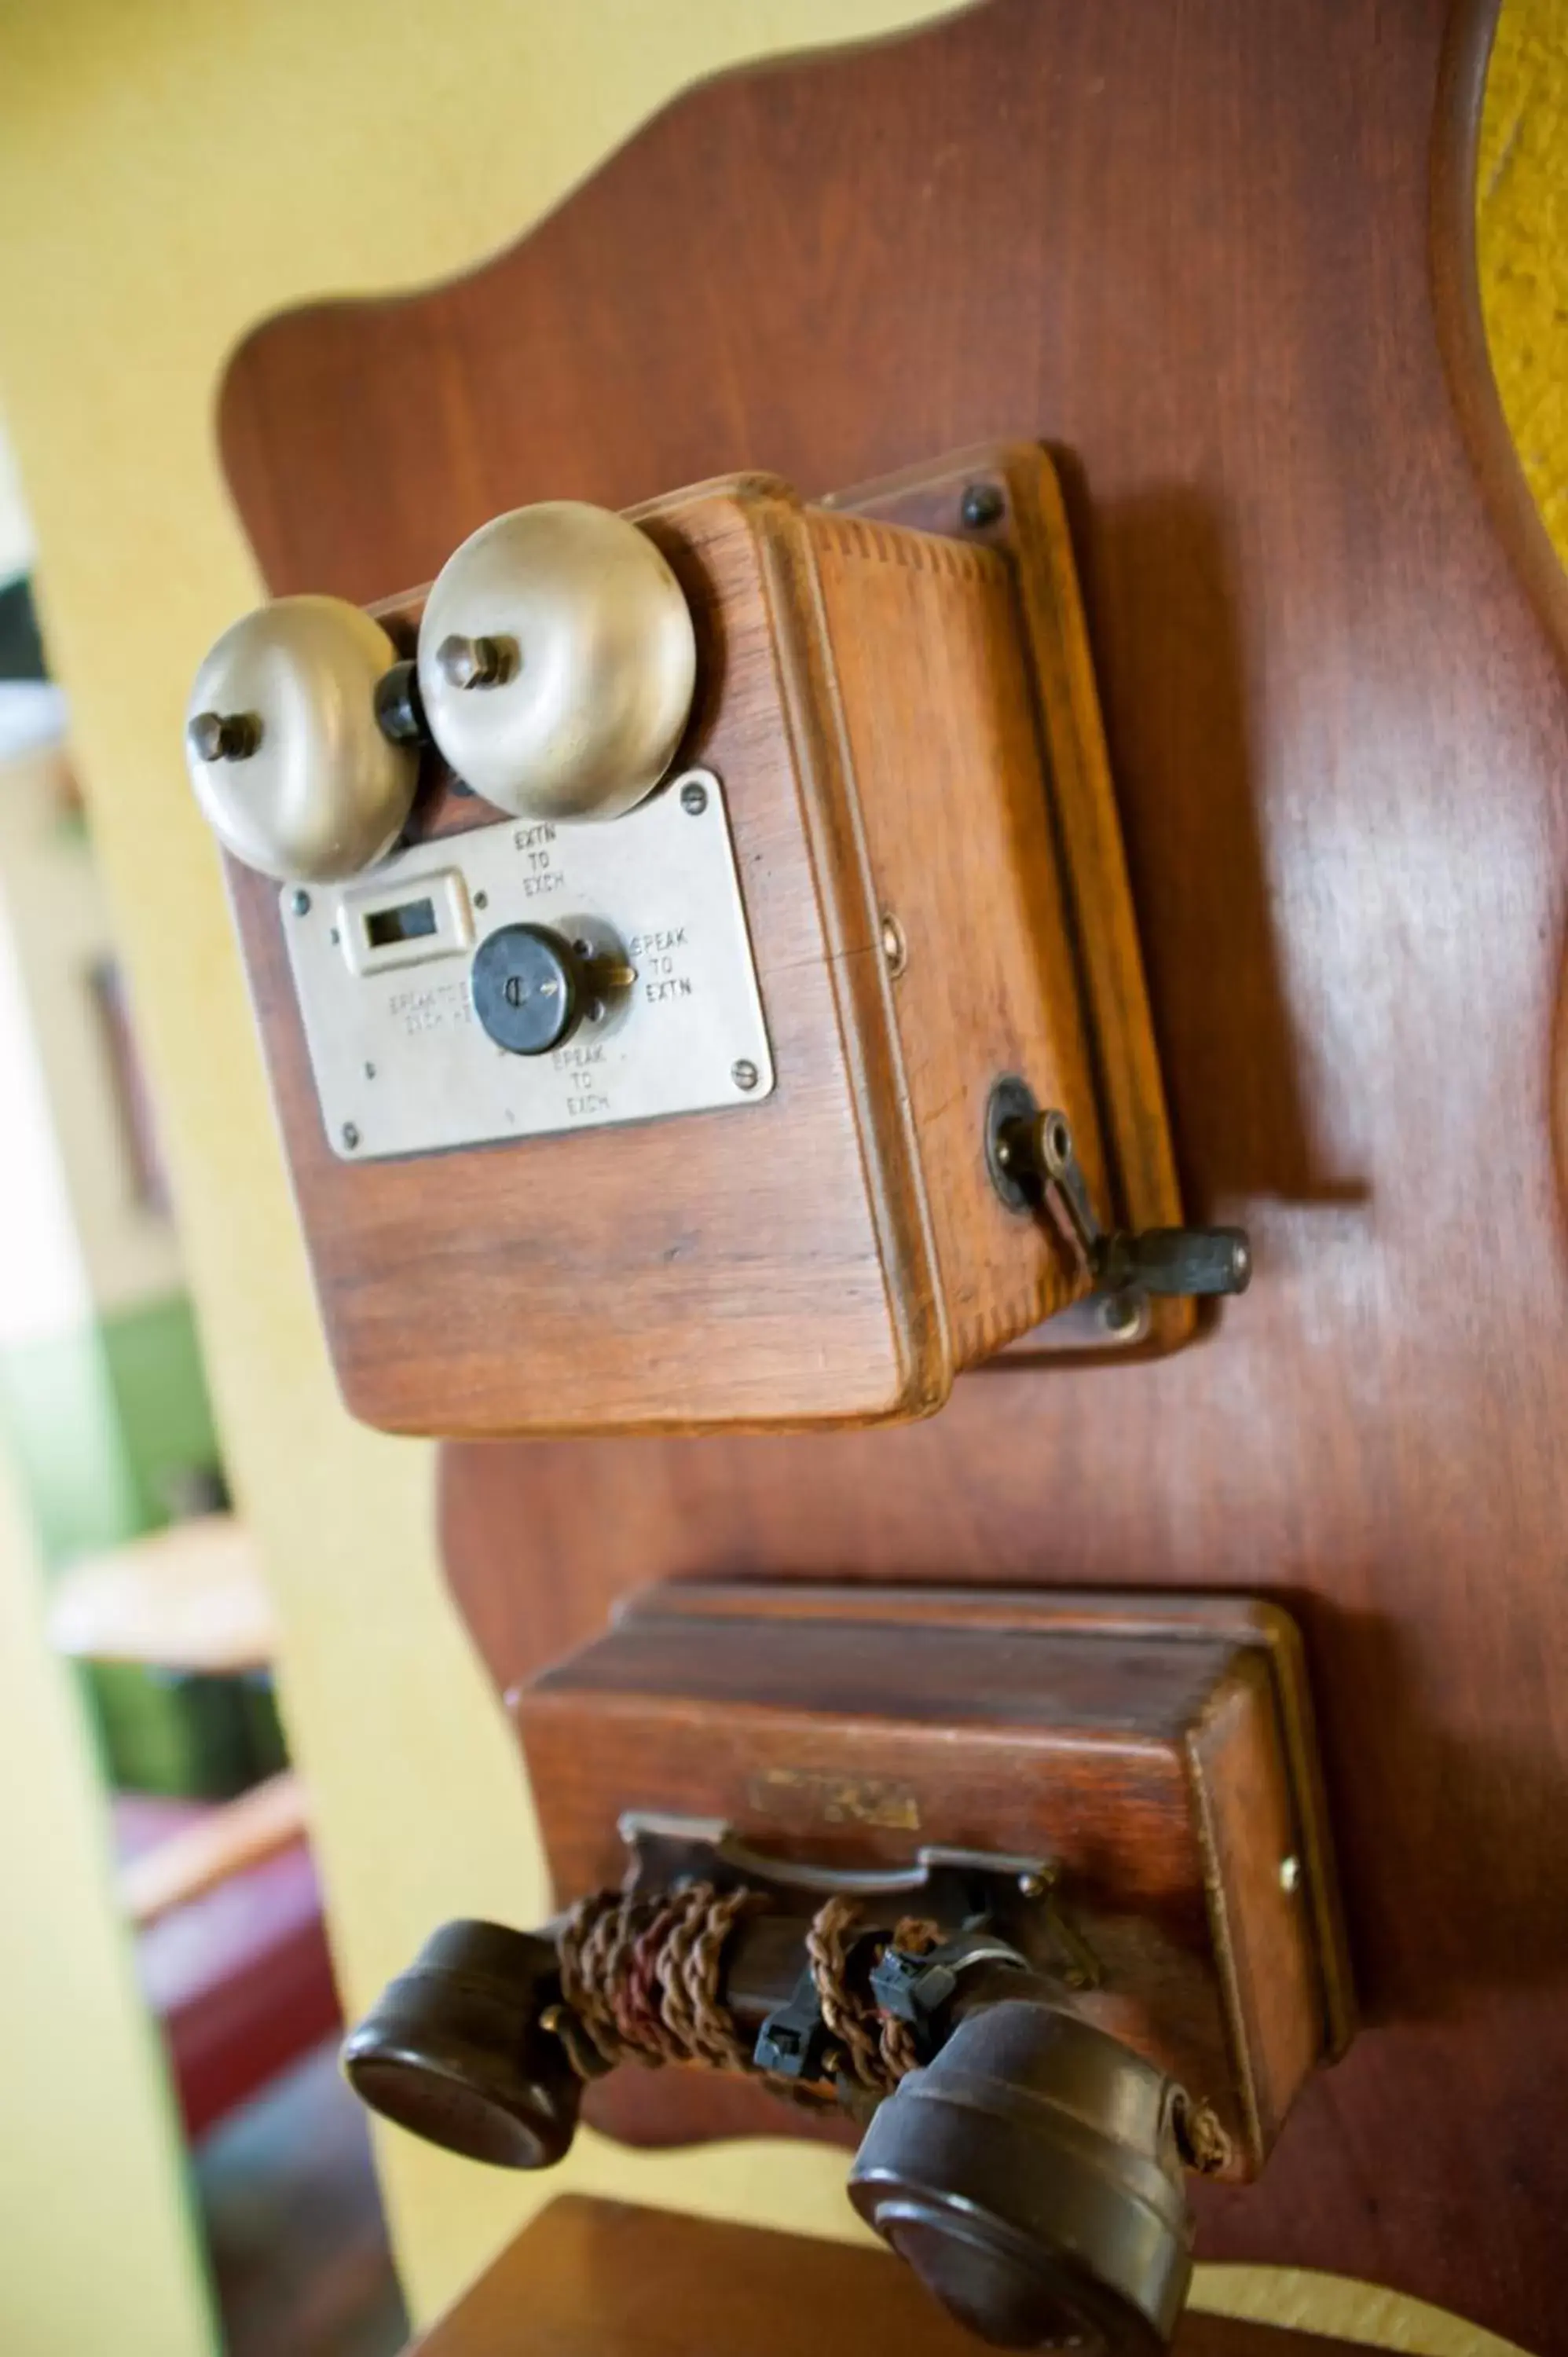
[0,1288,222,1572]
[0,1288,241,1794]
[101,1290,222,1530]
[0,1322,140,1569]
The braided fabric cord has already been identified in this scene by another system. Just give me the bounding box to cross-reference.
[558,1884,762,2073]
[555,1885,1236,2168]
[555,1886,938,2096]
[804,1894,939,2091]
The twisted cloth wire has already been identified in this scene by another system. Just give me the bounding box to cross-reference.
[554,1883,1232,2167]
[558,1883,763,2074]
[804,1893,939,2090]
[555,1885,938,2095]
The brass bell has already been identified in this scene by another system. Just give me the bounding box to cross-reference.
[185,596,419,882]
[849,2000,1194,2355]
[415,502,697,821]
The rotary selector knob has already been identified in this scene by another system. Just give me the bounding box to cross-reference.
[416,502,697,822]
[185,596,419,882]
[471,924,586,1057]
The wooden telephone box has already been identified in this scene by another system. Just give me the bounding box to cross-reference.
[204,0,1568,2348]
[197,446,1247,1439]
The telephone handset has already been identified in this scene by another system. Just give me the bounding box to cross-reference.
[346,1890,1205,2355]
[186,447,1248,1442]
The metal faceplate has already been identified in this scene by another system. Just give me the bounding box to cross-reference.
[282,770,773,1161]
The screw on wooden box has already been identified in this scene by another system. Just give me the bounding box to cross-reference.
[222,444,1240,1439]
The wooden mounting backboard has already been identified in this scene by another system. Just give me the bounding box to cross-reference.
[220,1,1568,2345]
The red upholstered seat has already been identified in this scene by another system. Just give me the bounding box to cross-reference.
[115,1794,343,2139]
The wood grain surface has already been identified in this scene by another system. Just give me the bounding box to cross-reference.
[808,498,1101,1358]
[835,445,1199,1362]
[405,2196,1374,2357]
[230,479,949,1435]
[220,0,1568,2344]
[228,466,1131,1432]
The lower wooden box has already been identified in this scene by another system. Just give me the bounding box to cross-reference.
[515,1584,1353,2178]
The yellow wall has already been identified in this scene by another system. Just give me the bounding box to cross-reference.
[1479,5,1568,573]
[0,2,1557,2350]
[0,1440,213,2356]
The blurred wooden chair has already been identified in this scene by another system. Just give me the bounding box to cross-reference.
[49,1515,343,2138]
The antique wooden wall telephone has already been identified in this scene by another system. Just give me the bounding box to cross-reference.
[188,444,1251,1439]
[200,0,1567,2348]
[188,442,1292,2345]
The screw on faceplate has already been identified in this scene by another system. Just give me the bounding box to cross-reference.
[881,911,907,977]
[731,1060,760,1092]
[680,779,709,816]
[960,482,1005,529]
[291,889,311,917]
[189,709,261,762]
[342,1123,361,1150]
[474,890,489,910]
[1279,1856,1302,1894]
[364,1062,377,1080]
[1017,1871,1048,1901]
